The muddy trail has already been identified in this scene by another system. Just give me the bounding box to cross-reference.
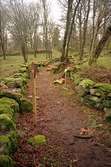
[14,68,111,167]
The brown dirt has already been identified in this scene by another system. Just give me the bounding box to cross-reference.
[13,68,111,167]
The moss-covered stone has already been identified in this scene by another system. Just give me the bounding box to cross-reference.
[0,155,15,167]
[20,98,33,112]
[0,131,18,155]
[0,91,22,104]
[19,67,27,73]
[103,99,111,108]
[82,95,102,109]
[79,79,95,89]
[28,135,47,147]
[3,77,27,89]
[0,104,14,119]
[0,114,16,131]
[94,83,111,93]
[0,97,19,112]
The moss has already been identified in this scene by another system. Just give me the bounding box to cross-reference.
[0,114,16,131]
[3,77,27,89]
[79,79,95,89]
[0,155,15,167]
[82,95,102,109]
[94,83,111,93]
[20,98,33,112]
[28,135,47,147]
[0,104,14,119]
[13,72,28,79]
[0,97,19,112]
[0,131,18,155]
[19,67,27,73]
[103,99,111,108]
[0,91,22,104]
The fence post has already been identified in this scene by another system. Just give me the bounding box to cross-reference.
[32,62,37,113]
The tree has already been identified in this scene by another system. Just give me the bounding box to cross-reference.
[28,2,40,57]
[0,0,8,60]
[8,0,29,63]
[52,26,60,50]
[89,25,111,65]
[61,0,81,63]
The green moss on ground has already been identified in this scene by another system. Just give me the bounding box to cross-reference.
[0,155,15,167]
[28,135,47,147]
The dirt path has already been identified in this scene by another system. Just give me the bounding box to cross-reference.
[14,69,111,167]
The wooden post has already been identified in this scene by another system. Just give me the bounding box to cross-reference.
[32,62,37,113]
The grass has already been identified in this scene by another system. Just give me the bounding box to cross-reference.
[0,51,60,79]
[0,50,110,79]
[76,56,111,71]
[97,56,111,69]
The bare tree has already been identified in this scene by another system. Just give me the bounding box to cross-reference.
[8,0,29,63]
[89,25,111,64]
[0,0,8,60]
[79,0,90,60]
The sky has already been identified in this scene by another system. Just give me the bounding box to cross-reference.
[28,0,62,23]
[50,0,62,23]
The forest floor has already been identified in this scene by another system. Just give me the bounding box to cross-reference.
[13,68,111,167]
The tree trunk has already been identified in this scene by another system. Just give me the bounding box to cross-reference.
[79,0,90,60]
[89,25,111,65]
[65,0,81,60]
[61,0,73,62]
[0,4,6,60]
[21,43,27,63]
